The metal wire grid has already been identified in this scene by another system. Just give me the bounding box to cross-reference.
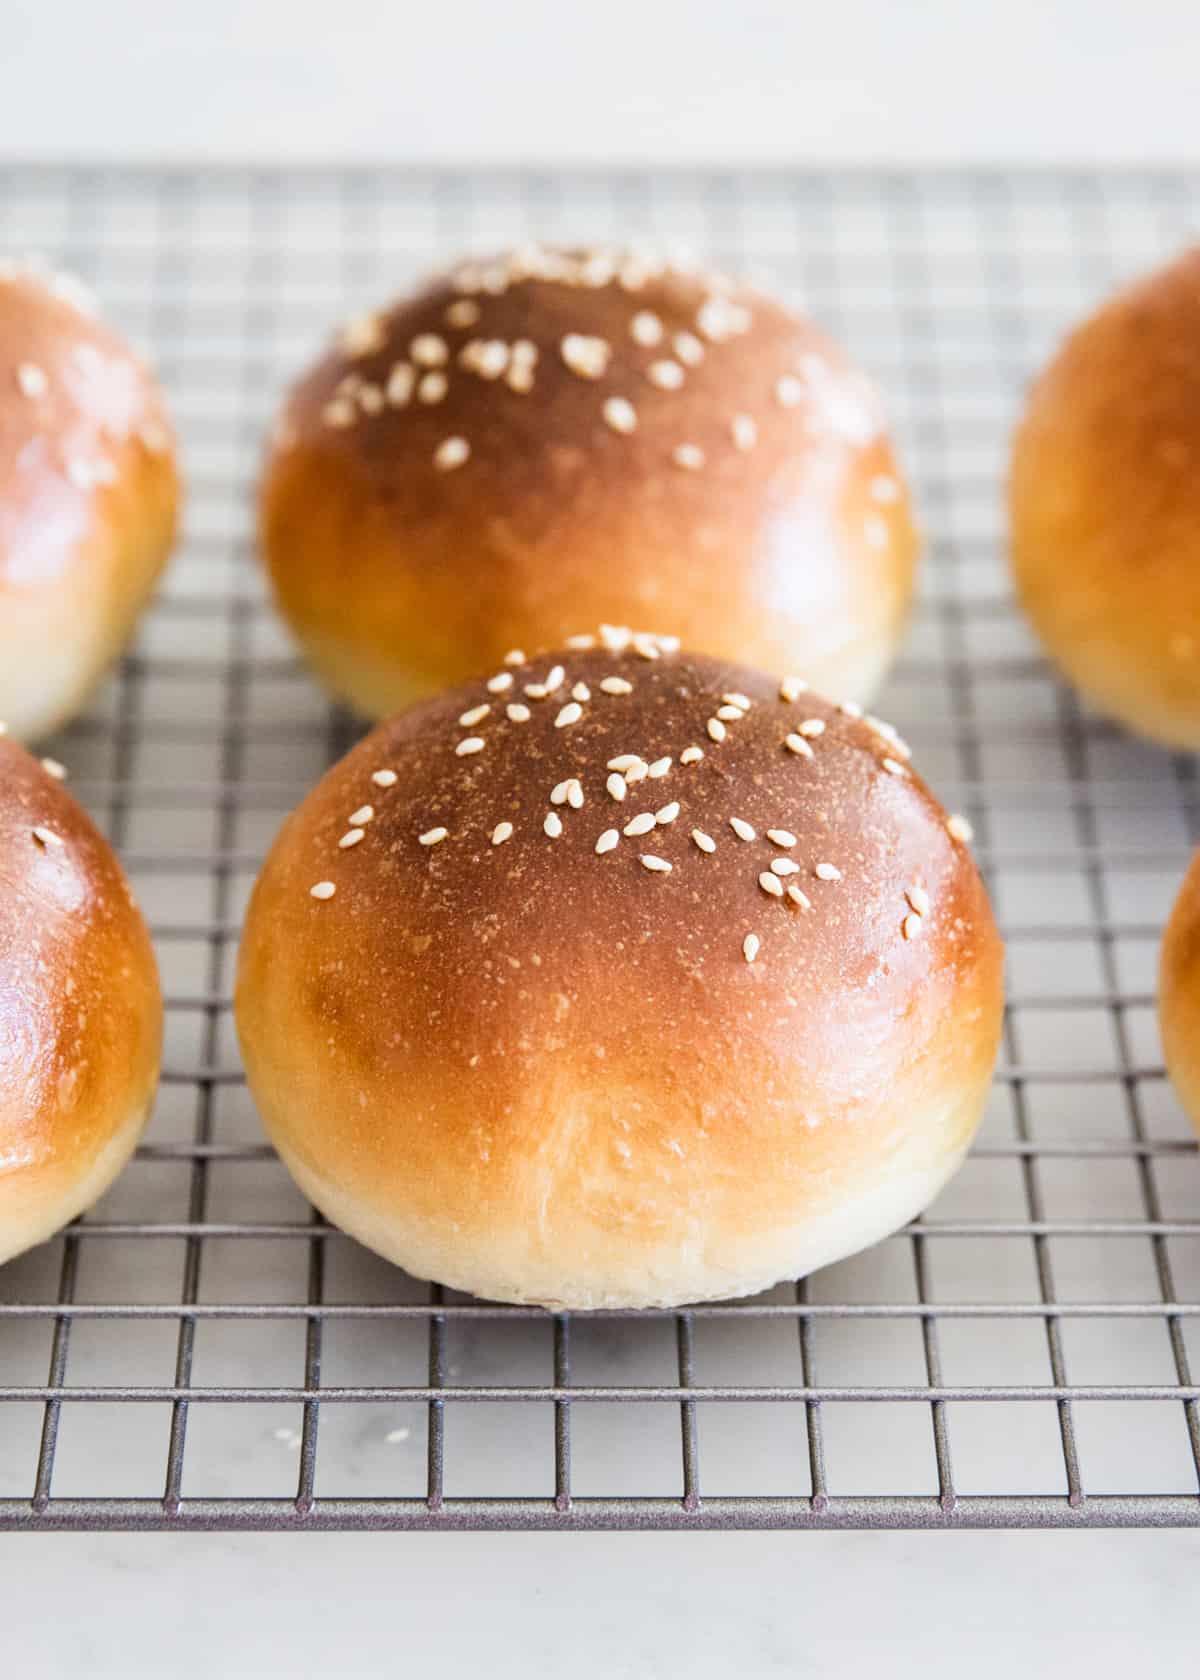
[1,165,1199,1531]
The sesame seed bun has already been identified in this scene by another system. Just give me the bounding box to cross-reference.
[0,262,180,741]
[1159,848,1200,1141]
[0,736,162,1265]
[259,245,918,719]
[235,636,1001,1309]
[1010,246,1200,748]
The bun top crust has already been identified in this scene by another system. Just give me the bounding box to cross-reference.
[262,244,916,707]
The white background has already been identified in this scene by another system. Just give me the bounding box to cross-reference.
[3,3,1200,1674]
[0,0,1196,164]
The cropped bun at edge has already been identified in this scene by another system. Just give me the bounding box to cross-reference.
[1010,246,1200,748]
[260,244,918,717]
[1159,848,1200,1141]
[0,261,180,741]
[235,635,1002,1309]
[0,737,162,1265]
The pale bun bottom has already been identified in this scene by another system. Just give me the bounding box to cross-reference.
[275,1121,972,1311]
[0,1095,152,1267]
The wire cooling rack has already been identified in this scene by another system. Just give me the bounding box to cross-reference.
[1,164,1199,1532]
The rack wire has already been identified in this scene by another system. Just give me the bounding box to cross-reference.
[2,164,1199,1531]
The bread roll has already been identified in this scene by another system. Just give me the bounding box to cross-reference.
[236,634,1001,1308]
[1011,247,1200,747]
[260,244,917,717]
[1159,848,1200,1139]
[0,260,180,740]
[0,736,161,1264]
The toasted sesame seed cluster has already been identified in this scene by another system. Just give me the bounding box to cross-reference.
[236,632,1002,1309]
[0,260,181,741]
[260,243,918,717]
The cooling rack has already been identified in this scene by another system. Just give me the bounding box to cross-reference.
[1,164,1199,1531]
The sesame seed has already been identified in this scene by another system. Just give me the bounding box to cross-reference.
[445,299,481,328]
[771,858,800,876]
[707,718,727,743]
[492,821,514,845]
[472,340,510,380]
[595,829,619,854]
[511,340,539,364]
[947,814,974,844]
[551,780,572,805]
[17,362,47,398]
[631,635,660,661]
[722,692,751,711]
[600,676,633,695]
[903,913,923,941]
[566,634,596,650]
[785,734,814,758]
[730,817,756,842]
[419,827,449,846]
[555,701,583,729]
[692,829,716,854]
[606,773,628,802]
[731,414,757,451]
[506,363,535,393]
[339,828,365,849]
[418,372,447,404]
[743,933,761,964]
[40,757,66,780]
[32,826,63,848]
[506,702,531,722]
[655,802,680,824]
[310,881,336,900]
[864,514,889,550]
[798,718,826,738]
[631,310,664,347]
[603,396,637,434]
[869,474,900,503]
[766,829,797,848]
[838,700,863,718]
[643,757,671,781]
[386,362,415,406]
[525,683,548,700]
[544,665,565,692]
[372,769,397,787]
[608,754,643,773]
[599,624,632,650]
[907,885,931,917]
[779,676,808,702]
[572,681,591,702]
[566,779,584,809]
[487,671,514,693]
[640,855,672,874]
[815,862,842,881]
[357,383,384,413]
[668,334,700,369]
[456,737,485,757]
[673,443,705,471]
[624,760,649,784]
[340,315,384,356]
[561,333,611,380]
[786,885,812,911]
[759,872,784,898]
[322,399,355,429]
[648,359,684,390]
[882,758,908,777]
[776,375,805,408]
[624,812,656,837]
[350,805,374,825]
[435,436,470,471]
[716,704,744,722]
[459,703,490,726]
[544,811,564,838]
[680,746,704,765]
[504,648,526,666]
[411,333,448,367]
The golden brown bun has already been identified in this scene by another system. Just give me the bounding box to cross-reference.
[0,737,162,1264]
[1011,247,1200,747]
[1159,848,1200,1139]
[236,636,1001,1308]
[0,262,181,741]
[260,245,917,717]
